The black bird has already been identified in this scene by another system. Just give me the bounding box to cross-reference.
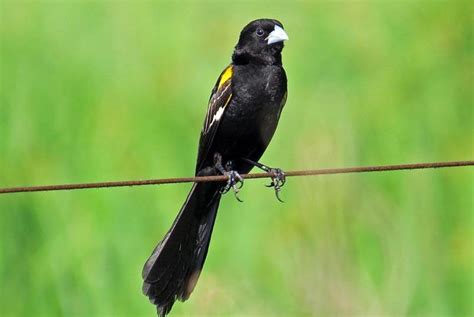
[142,19,289,316]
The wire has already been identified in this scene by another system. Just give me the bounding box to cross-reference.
[0,160,472,195]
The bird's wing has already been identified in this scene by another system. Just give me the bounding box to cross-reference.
[195,65,234,173]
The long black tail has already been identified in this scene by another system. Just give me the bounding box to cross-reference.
[142,182,221,316]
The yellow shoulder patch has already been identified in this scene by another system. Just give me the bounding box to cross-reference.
[217,65,233,89]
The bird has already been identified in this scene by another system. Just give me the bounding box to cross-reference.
[142,18,289,316]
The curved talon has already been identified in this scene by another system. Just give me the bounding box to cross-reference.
[274,187,284,202]
[219,186,229,194]
[266,168,286,202]
[219,170,244,202]
[233,186,243,202]
[236,178,244,189]
[240,158,287,202]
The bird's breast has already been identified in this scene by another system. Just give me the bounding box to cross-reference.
[231,65,286,113]
[217,65,286,146]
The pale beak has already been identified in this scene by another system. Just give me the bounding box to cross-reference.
[266,25,289,45]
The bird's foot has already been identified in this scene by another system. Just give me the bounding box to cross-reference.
[214,153,244,202]
[264,168,286,202]
[219,170,244,202]
[242,158,286,202]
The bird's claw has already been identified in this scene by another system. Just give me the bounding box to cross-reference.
[265,168,286,202]
[220,170,244,202]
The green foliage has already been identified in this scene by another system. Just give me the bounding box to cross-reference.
[1,1,472,316]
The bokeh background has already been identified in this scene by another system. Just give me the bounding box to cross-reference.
[1,1,472,316]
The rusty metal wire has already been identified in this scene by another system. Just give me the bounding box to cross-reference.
[0,160,472,195]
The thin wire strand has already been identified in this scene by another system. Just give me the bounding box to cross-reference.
[0,160,472,194]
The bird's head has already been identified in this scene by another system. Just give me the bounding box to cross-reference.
[232,19,288,65]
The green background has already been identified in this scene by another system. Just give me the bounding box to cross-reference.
[1,1,472,316]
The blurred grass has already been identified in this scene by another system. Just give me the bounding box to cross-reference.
[0,1,473,316]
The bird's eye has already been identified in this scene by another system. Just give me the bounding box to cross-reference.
[256,29,265,37]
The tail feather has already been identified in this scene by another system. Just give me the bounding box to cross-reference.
[142,182,221,316]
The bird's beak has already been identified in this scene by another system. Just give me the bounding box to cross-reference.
[266,25,289,45]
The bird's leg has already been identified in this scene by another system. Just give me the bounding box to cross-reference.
[242,158,286,202]
[214,153,244,202]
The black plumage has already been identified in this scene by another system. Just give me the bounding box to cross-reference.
[142,18,288,316]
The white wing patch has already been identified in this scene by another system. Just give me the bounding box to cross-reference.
[203,83,232,134]
[208,106,225,129]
